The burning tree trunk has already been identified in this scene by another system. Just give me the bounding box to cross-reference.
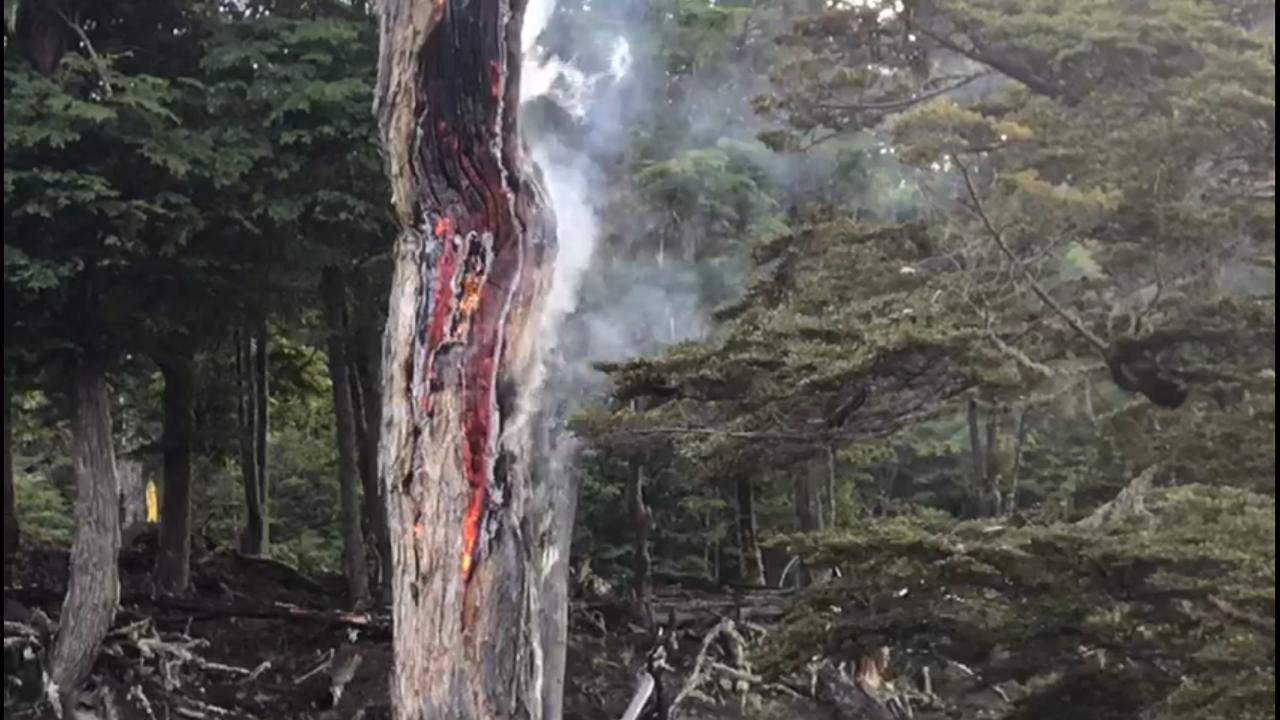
[154,353,195,594]
[321,266,371,608]
[50,355,121,705]
[374,1,560,718]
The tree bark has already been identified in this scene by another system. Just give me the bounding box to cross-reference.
[321,266,371,609]
[50,357,121,703]
[374,1,561,718]
[736,476,766,586]
[154,354,194,594]
[3,382,17,556]
[253,310,270,554]
[627,463,652,617]
[236,325,266,555]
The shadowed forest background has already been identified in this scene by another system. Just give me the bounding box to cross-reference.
[3,0,1275,719]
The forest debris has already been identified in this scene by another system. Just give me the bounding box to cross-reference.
[294,649,336,684]
[618,669,656,720]
[1077,465,1160,528]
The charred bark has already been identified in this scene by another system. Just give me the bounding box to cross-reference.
[321,267,372,609]
[4,382,17,556]
[375,1,560,718]
[154,354,195,594]
[236,324,266,556]
[50,356,121,704]
[736,476,766,587]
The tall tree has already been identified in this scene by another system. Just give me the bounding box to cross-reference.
[153,353,195,593]
[375,1,563,718]
[3,381,16,556]
[320,266,371,608]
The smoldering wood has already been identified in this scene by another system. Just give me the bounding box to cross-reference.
[374,0,564,718]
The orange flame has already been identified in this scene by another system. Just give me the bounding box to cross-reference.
[434,216,453,237]
[460,489,485,577]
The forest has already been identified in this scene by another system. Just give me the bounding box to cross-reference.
[2,0,1275,719]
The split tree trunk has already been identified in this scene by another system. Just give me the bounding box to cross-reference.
[375,1,561,718]
[236,324,267,555]
[50,357,121,703]
[321,266,371,609]
[3,382,17,556]
[736,476,766,586]
[154,354,194,594]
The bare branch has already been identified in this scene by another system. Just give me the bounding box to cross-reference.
[820,72,991,113]
[951,154,1111,356]
[55,9,113,97]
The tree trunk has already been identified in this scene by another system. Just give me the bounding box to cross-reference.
[736,476,765,586]
[967,396,985,517]
[716,477,740,585]
[350,272,392,591]
[154,355,194,594]
[236,325,266,555]
[50,357,121,703]
[3,382,17,556]
[984,409,1002,516]
[374,1,561,718]
[1007,409,1029,517]
[627,463,652,618]
[825,444,837,528]
[321,267,371,609]
[253,310,270,554]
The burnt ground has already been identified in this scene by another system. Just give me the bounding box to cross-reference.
[3,537,833,720]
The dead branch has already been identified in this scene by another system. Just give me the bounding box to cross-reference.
[53,9,112,97]
[1207,596,1276,637]
[619,670,657,720]
[951,154,1111,357]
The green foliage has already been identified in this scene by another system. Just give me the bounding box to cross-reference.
[764,485,1275,718]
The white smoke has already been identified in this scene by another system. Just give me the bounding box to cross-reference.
[521,0,630,344]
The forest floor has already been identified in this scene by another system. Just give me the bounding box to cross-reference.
[3,536,831,720]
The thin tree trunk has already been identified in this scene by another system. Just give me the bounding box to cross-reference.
[50,357,121,704]
[375,1,561,717]
[967,396,985,517]
[984,408,1001,516]
[154,354,194,594]
[627,463,652,617]
[716,477,740,585]
[253,310,270,554]
[1007,409,1029,517]
[236,325,265,555]
[350,272,392,591]
[3,382,17,555]
[736,476,765,586]
[321,267,371,609]
[826,443,837,529]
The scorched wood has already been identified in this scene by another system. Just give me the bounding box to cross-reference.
[374,1,560,719]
